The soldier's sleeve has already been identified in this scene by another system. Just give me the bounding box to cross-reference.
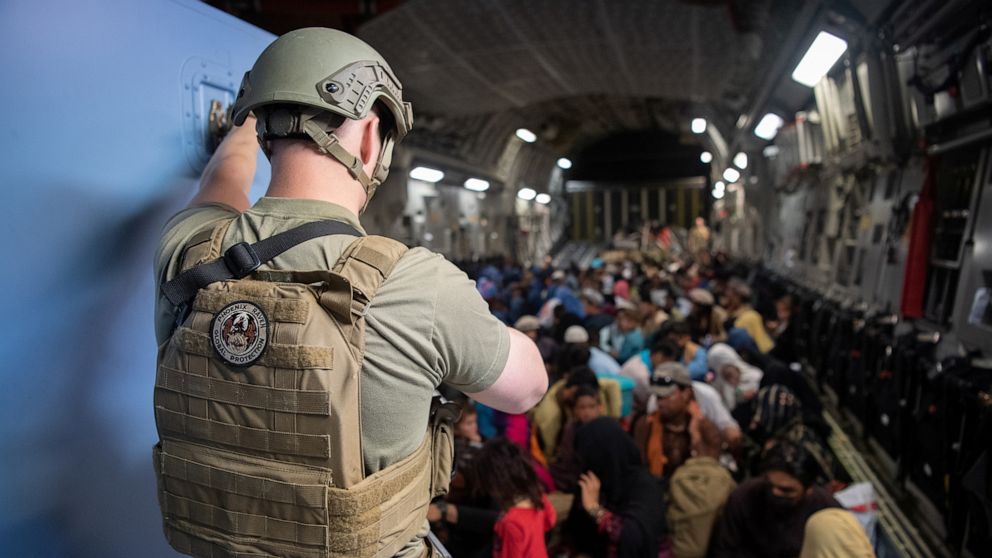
[153,203,239,343]
[429,257,511,393]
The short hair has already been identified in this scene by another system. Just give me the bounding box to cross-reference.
[760,439,820,488]
[566,366,600,389]
[667,321,691,337]
[560,346,591,372]
[572,384,601,405]
[650,339,682,360]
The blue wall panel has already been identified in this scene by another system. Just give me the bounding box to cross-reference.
[0,1,273,556]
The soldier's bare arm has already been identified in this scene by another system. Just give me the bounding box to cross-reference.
[466,327,547,414]
[189,115,258,212]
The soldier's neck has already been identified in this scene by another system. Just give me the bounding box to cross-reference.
[266,146,367,218]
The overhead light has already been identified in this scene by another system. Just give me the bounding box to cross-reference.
[712,188,725,200]
[517,187,537,201]
[733,152,748,169]
[754,113,784,140]
[535,193,551,204]
[515,128,537,143]
[714,180,725,191]
[723,168,741,183]
[557,157,572,169]
[763,145,781,157]
[792,31,848,87]
[410,166,444,182]
[700,151,713,164]
[691,118,707,134]
[464,178,490,192]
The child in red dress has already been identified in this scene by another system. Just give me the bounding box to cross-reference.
[473,437,556,558]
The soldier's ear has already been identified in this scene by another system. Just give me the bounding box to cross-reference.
[359,112,381,168]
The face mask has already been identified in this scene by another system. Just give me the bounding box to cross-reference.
[765,488,800,514]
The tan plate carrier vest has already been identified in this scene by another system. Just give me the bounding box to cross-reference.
[154,221,455,558]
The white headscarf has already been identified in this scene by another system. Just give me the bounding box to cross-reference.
[706,343,762,410]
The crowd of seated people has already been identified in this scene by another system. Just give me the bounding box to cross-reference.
[433,234,874,557]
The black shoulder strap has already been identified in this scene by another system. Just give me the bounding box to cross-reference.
[161,220,362,307]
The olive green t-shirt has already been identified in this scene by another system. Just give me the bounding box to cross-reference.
[154,197,510,477]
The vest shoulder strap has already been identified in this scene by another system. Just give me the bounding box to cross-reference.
[179,218,235,272]
[333,235,409,305]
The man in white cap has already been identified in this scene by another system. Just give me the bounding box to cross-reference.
[564,324,620,377]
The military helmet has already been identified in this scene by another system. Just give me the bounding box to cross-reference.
[231,28,414,211]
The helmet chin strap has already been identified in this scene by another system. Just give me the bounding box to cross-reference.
[300,119,375,213]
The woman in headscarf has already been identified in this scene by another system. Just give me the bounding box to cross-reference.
[744,385,839,487]
[707,343,763,412]
[563,417,666,558]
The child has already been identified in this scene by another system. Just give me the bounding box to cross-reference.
[474,438,556,558]
[551,385,603,491]
[454,401,484,476]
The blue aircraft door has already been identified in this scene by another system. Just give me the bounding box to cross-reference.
[0,1,273,556]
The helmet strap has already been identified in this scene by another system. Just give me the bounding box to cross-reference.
[301,118,381,214]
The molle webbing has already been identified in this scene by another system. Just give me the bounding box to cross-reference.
[174,326,334,370]
[181,220,235,271]
[157,365,330,415]
[194,290,310,323]
[156,406,331,459]
[333,237,408,304]
[160,453,327,508]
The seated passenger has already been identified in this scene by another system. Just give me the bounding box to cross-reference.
[532,365,621,460]
[473,438,556,558]
[686,287,727,345]
[599,302,645,363]
[799,508,875,558]
[564,417,665,558]
[581,288,614,334]
[769,294,799,365]
[666,320,708,381]
[710,439,841,558]
[721,278,774,353]
[744,385,839,487]
[632,363,722,479]
[453,402,484,480]
[551,385,603,492]
[625,340,742,447]
[707,342,763,413]
[619,338,682,417]
[563,325,621,376]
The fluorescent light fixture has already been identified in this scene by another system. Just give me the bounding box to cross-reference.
[712,188,725,200]
[733,152,748,169]
[515,128,537,143]
[464,178,490,192]
[792,31,848,87]
[700,151,713,164]
[723,168,741,183]
[754,113,784,140]
[557,157,572,169]
[535,193,551,204]
[691,118,707,134]
[517,187,537,201]
[409,166,444,182]
[763,145,781,157]
[714,181,725,191]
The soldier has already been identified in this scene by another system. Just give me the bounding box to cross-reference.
[153,28,546,558]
